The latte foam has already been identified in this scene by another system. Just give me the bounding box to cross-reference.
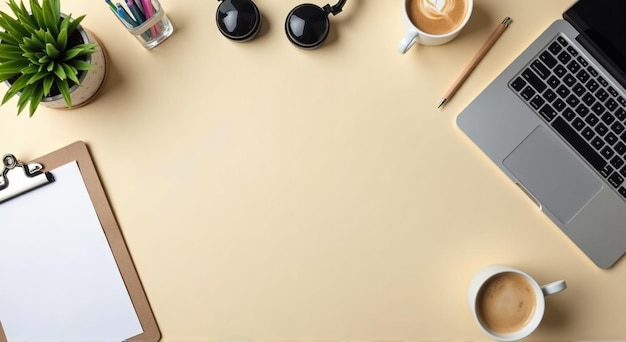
[476,272,536,334]
[407,0,468,35]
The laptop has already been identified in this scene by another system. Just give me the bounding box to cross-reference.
[457,0,626,269]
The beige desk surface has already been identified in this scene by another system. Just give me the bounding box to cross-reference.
[1,0,625,340]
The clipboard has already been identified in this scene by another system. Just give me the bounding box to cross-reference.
[0,141,159,341]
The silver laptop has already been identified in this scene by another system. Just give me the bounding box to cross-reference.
[457,0,626,268]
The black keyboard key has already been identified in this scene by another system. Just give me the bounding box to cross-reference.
[588,66,599,77]
[558,51,572,64]
[522,69,547,92]
[612,121,624,134]
[606,98,618,112]
[530,95,545,110]
[602,146,615,159]
[540,51,558,68]
[557,36,568,46]
[568,60,581,73]
[596,88,609,101]
[598,76,609,87]
[539,104,557,121]
[577,56,589,67]
[564,74,576,86]
[608,172,624,188]
[582,92,595,106]
[532,60,551,78]
[619,96,626,106]
[621,166,626,178]
[549,41,562,54]
[566,95,580,107]
[511,77,527,91]
[582,127,595,140]
[567,46,578,57]
[608,86,619,97]
[576,69,590,83]
[563,108,576,121]
[573,117,586,130]
[586,79,599,92]
[554,65,567,78]
[610,156,624,169]
[551,117,606,171]
[557,85,570,98]
[619,187,626,198]
[616,108,626,121]
[616,142,626,155]
[544,89,557,102]
[606,132,619,145]
[573,83,586,96]
[553,98,566,112]
[592,136,605,149]
[586,114,599,126]
[585,121,609,136]
[547,75,560,88]
[521,86,536,101]
[591,102,606,115]
[575,104,590,117]
[601,112,616,125]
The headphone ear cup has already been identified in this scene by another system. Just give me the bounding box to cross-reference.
[285,4,330,49]
[216,0,262,41]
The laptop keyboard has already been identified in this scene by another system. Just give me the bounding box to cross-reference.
[509,35,626,201]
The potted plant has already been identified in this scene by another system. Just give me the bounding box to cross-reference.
[0,0,107,116]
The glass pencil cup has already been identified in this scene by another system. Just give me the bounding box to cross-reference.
[112,0,174,49]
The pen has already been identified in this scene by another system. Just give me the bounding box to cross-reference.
[140,0,160,36]
[105,0,117,11]
[140,0,154,19]
[438,16,512,108]
[116,3,138,27]
[133,0,145,16]
[126,0,146,24]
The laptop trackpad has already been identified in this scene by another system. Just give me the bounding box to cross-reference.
[503,126,602,224]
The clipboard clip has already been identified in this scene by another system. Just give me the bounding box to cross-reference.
[0,153,55,204]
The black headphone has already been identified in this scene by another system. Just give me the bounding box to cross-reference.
[216,0,347,49]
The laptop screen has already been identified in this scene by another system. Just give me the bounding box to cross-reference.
[564,0,626,87]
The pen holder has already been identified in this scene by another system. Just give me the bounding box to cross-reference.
[112,0,174,49]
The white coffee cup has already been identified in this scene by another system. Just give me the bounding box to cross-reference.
[397,0,473,53]
[467,265,567,341]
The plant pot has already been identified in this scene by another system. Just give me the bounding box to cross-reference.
[39,25,108,110]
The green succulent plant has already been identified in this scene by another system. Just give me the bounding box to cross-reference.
[0,0,96,116]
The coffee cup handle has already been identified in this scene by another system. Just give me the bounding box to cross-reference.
[540,280,567,296]
[397,29,419,54]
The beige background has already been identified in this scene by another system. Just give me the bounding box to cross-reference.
[0,0,624,340]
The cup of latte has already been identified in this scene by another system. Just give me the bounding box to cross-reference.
[467,265,567,341]
[397,0,473,53]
